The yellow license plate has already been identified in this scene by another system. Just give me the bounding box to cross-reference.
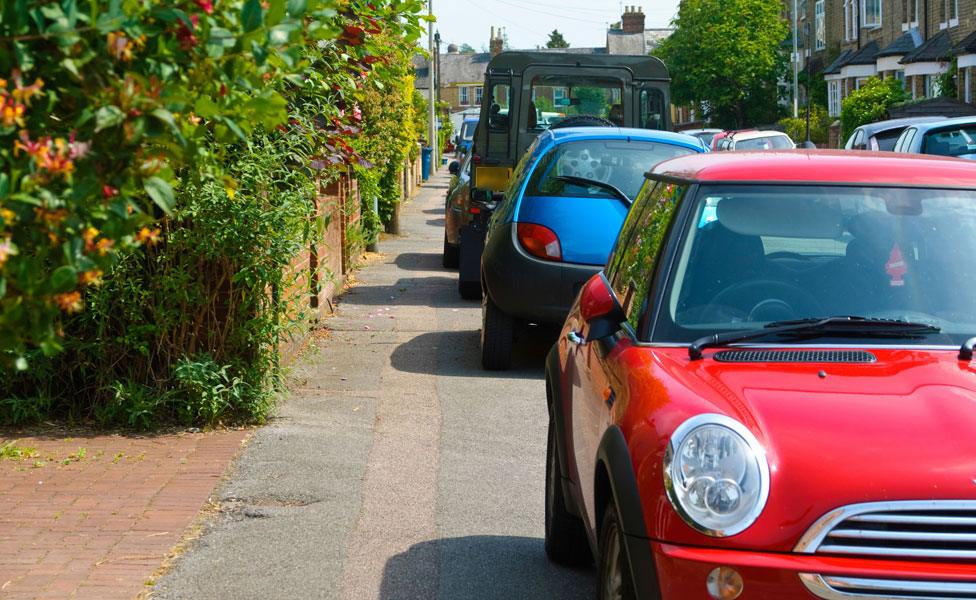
[475,166,512,192]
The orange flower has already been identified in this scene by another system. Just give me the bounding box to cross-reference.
[54,291,83,313]
[1,98,25,128]
[95,238,114,256]
[0,237,16,266]
[0,208,15,225]
[107,32,135,61]
[78,269,103,287]
[135,227,161,245]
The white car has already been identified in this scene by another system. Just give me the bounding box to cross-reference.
[718,130,796,151]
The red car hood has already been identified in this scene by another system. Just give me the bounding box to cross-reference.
[627,346,976,551]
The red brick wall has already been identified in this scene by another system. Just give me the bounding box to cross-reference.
[280,172,362,359]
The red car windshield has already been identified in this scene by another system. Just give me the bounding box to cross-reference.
[657,184,976,344]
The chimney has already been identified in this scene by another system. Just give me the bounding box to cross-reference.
[490,26,504,56]
[622,5,645,34]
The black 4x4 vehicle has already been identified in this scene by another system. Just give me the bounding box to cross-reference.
[455,51,671,298]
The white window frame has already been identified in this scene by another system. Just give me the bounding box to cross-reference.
[815,0,826,50]
[459,86,469,105]
[940,0,959,28]
[855,77,869,89]
[902,0,919,30]
[475,86,483,105]
[966,68,972,103]
[862,0,881,28]
[844,0,859,40]
[828,79,842,116]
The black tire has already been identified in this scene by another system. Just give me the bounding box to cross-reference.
[598,503,637,600]
[458,279,481,299]
[549,115,616,130]
[480,294,514,370]
[442,233,459,269]
[545,407,593,566]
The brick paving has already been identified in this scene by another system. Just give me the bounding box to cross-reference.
[0,429,248,600]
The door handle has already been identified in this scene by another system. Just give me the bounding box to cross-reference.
[567,331,586,346]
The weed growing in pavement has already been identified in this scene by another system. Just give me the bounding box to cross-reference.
[0,440,38,460]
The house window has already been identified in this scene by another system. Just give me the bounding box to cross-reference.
[815,1,826,49]
[459,86,469,105]
[800,0,808,18]
[895,70,906,89]
[941,0,959,27]
[475,86,483,105]
[855,77,869,89]
[553,88,566,103]
[902,0,919,28]
[925,74,937,97]
[828,80,842,116]
[966,68,972,103]
[844,0,859,40]
[862,0,881,27]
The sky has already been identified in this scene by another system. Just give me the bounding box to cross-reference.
[421,0,681,52]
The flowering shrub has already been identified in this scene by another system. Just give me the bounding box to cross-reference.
[0,0,426,425]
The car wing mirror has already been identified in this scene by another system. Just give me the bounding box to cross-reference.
[578,274,626,341]
[449,160,460,175]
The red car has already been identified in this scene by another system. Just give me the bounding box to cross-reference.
[545,151,976,599]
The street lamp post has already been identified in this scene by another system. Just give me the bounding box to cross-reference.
[793,0,799,118]
[428,0,437,167]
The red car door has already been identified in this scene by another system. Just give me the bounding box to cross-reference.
[568,180,688,527]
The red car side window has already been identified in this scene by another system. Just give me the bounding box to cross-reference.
[608,181,688,330]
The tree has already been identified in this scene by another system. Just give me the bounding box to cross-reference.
[459,43,476,54]
[654,0,789,128]
[546,30,570,49]
[840,77,909,141]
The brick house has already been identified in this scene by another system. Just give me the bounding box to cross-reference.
[787,0,976,117]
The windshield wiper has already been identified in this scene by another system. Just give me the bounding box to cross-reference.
[688,316,941,361]
[554,175,631,207]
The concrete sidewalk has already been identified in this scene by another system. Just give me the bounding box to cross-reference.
[0,429,248,599]
[150,169,595,599]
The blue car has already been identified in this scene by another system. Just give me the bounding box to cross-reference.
[892,116,976,159]
[479,127,707,369]
[455,117,478,158]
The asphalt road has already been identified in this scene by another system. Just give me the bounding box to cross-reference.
[152,168,596,599]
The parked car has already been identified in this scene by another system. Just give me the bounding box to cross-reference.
[479,127,707,369]
[442,152,473,268]
[718,129,795,151]
[844,116,946,151]
[455,117,478,159]
[544,149,976,599]
[681,128,723,148]
[892,116,976,159]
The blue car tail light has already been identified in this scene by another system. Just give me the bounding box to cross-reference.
[517,222,562,262]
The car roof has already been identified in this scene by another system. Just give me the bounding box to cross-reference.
[680,128,723,135]
[462,117,479,123]
[909,115,976,134]
[856,116,946,136]
[649,150,976,186]
[729,130,791,141]
[543,126,705,148]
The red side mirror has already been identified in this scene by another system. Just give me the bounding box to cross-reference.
[579,274,625,340]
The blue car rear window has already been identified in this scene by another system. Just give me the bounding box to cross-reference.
[525,139,695,200]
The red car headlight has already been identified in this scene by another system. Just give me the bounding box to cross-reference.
[664,414,770,537]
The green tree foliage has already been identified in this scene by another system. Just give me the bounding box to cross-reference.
[0,0,427,426]
[779,104,831,145]
[654,0,789,128]
[840,76,909,141]
[546,30,570,49]
[458,43,476,54]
